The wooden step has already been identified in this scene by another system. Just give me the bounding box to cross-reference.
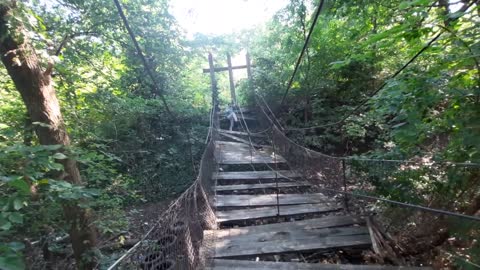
[215,181,310,192]
[207,260,432,269]
[215,141,286,165]
[214,170,301,181]
[219,129,267,138]
[216,203,342,224]
[215,193,331,208]
[219,132,263,147]
[204,216,371,259]
[217,151,286,165]
[221,115,256,121]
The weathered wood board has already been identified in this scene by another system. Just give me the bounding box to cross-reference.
[219,129,267,138]
[216,203,342,223]
[207,260,432,270]
[215,193,331,207]
[205,217,371,258]
[214,170,301,181]
[215,181,310,192]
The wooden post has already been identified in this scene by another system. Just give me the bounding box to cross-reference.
[227,53,236,104]
[246,52,252,81]
[208,53,219,129]
[246,52,253,93]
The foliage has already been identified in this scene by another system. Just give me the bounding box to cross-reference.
[1,0,479,267]
[0,0,216,267]
[248,0,480,266]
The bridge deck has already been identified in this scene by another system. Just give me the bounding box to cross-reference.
[207,133,430,269]
[207,260,431,270]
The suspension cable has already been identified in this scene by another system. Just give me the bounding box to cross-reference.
[279,0,326,107]
[113,0,173,117]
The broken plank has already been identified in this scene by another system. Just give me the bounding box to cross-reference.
[215,181,310,192]
[215,193,331,207]
[207,260,432,270]
[216,203,341,223]
[206,217,371,258]
[213,216,365,237]
[211,233,370,258]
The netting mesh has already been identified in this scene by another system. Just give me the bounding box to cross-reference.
[112,111,219,270]
[255,100,480,267]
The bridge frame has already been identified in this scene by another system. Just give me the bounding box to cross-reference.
[204,52,253,105]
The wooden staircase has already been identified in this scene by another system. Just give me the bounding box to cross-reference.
[203,131,431,269]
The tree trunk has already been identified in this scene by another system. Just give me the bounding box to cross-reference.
[0,3,97,269]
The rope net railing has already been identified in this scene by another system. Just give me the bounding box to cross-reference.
[108,108,219,270]
[254,97,480,267]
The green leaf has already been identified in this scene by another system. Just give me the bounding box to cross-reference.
[52,153,67,160]
[0,255,25,270]
[8,179,30,194]
[8,213,23,224]
[0,221,12,231]
[7,242,25,252]
[12,199,23,211]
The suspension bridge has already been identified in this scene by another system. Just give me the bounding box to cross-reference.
[105,87,480,269]
[106,1,480,267]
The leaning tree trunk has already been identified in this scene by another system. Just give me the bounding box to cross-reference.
[0,3,97,269]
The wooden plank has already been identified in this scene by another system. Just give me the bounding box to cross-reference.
[221,115,256,121]
[215,181,310,192]
[216,205,346,223]
[215,193,331,207]
[215,226,369,245]
[207,217,370,258]
[212,216,365,237]
[214,170,301,180]
[219,129,267,138]
[227,53,236,103]
[219,132,262,148]
[216,140,251,148]
[246,53,253,82]
[216,142,286,165]
[207,260,432,270]
[212,234,371,258]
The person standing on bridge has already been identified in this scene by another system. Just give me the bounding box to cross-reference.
[225,103,238,131]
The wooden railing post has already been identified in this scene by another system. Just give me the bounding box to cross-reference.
[342,159,349,212]
[208,53,219,128]
[227,53,236,104]
[246,52,253,92]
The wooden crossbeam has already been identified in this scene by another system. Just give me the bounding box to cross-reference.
[202,64,254,73]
